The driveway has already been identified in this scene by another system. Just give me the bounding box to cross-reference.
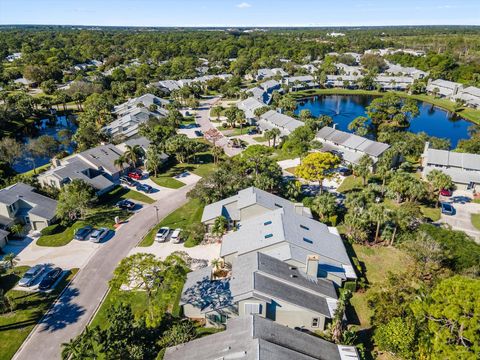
[439,192,480,242]
[195,97,242,157]
[1,235,102,270]
[13,184,195,360]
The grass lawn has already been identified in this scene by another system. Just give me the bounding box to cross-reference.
[151,176,185,189]
[100,186,155,205]
[20,163,51,177]
[347,245,413,359]
[284,166,297,174]
[271,148,297,161]
[157,153,217,180]
[139,198,203,247]
[472,214,480,231]
[0,267,78,360]
[252,135,267,142]
[421,206,441,222]
[337,175,363,193]
[219,126,256,137]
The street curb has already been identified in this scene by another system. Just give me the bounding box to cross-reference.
[12,268,81,360]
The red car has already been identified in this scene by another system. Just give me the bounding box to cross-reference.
[128,171,143,180]
[440,188,452,197]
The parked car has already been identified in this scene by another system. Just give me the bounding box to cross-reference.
[194,130,203,137]
[441,202,455,215]
[247,128,258,135]
[39,267,63,290]
[120,176,136,187]
[128,170,143,180]
[338,167,352,176]
[74,225,93,240]
[18,264,45,287]
[89,228,109,243]
[155,227,170,242]
[440,188,453,197]
[170,228,182,243]
[136,183,153,193]
[116,199,136,210]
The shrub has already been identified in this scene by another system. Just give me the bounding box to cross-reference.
[183,222,205,248]
[344,281,357,292]
[40,223,64,236]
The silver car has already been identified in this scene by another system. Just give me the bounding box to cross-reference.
[89,228,109,243]
[18,264,45,287]
[155,227,170,242]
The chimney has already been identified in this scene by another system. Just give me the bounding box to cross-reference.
[51,157,61,168]
[306,255,319,277]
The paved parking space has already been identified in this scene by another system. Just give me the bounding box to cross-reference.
[1,235,103,269]
[11,267,69,293]
[173,171,202,185]
[439,191,480,242]
[178,123,203,139]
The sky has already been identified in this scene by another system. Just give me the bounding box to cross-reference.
[0,0,479,27]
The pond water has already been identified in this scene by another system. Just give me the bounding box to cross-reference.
[13,115,77,173]
[295,94,472,148]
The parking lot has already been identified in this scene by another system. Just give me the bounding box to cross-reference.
[439,190,480,242]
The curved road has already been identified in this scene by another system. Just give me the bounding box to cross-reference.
[14,185,194,360]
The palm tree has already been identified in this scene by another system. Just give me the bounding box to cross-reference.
[270,128,281,147]
[3,253,17,269]
[369,203,388,243]
[427,169,453,207]
[263,130,273,146]
[123,144,143,168]
[114,155,127,171]
[212,146,223,164]
[211,258,222,270]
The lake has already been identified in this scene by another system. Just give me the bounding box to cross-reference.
[295,94,472,148]
[13,115,77,173]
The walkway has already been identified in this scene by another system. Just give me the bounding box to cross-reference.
[195,97,242,157]
[13,185,195,360]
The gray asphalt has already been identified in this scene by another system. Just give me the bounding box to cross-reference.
[14,185,193,360]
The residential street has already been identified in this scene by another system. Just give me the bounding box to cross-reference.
[13,185,194,360]
[195,96,242,157]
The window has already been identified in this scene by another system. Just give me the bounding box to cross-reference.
[300,224,309,230]
[312,318,320,328]
[264,233,273,239]
[303,237,313,244]
[264,221,272,226]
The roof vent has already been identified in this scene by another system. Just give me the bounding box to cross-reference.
[289,266,297,270]
[290,274,298,278]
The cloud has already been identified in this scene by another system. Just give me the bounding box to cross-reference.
[236,2,252,9]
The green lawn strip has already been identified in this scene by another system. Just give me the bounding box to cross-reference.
[100,186,155,205]
[219,126,256,137]
[337,175,363,193]
[0,268,78,360]
[157,153,217,179]
[421,206,441,222]
[291,88,480,125]
[151,176,185,189]
[471,214,480,231]
[348,245,413,330]
[37,208,129,247]
[252,136,267,142]
[271,148,297,161]
[20,163,51,177]
[139,198,203,247]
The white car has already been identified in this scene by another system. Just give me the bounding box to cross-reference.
[89,228,109,243]
[170,228,182,244]
[155,227,170,242]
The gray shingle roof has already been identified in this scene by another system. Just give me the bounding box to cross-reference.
[424,148,480,171]
[164,315,356,360]
[0,183,57,221]
[77,144,124,175]
[259,110,303,135]
[316,126,390,157]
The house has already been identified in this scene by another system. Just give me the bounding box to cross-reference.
[256,68,288,81]
[38,144,125,195]
[181,252,339,330]
[385,61,428,79]
[326,75,361,88]
[426,79,463,98]
[164,315,359,360]
[113,94,169,116]
[115,137,168,166]
[257,110,304,136]
[6,52,22,62]
[300,64,318,74]
[103,107,157,139]
[13,77,36,88]
[454,86,480,109]
[421,142,480,190]
[335,63,363,76]
[237,97,267,123]
[151,79,181,93]
[201,186,312,230]
[327,32,345,37]
[0,183,57,243]
[375,75,414,91]
[284,75,318,91]
[315,127,391,167]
